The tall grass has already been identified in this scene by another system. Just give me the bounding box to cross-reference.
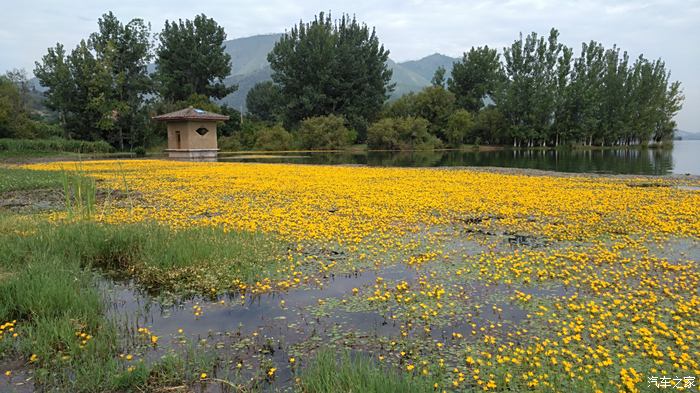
[63,167,97,220]
[0,138,113,154]
[62,169,97,219]
[299,349,434,393]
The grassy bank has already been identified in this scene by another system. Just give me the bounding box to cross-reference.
[0,212,290,391]
[0,138,113,154]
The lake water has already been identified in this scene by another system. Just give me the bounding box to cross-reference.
[219,140,700,175]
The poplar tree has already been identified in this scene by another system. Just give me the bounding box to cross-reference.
[268,12,393,138]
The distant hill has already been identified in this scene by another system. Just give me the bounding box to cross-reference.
[398,53,457,82]
[675,130,700,140]
[225,33,282,77]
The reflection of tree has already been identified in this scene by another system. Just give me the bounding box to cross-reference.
[366,151,445,167]
[227,147,675,175]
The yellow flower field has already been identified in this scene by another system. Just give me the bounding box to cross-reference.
[26,160,700,242]
[21,160,700,392]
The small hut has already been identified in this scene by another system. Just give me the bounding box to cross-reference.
[153,107,229,160]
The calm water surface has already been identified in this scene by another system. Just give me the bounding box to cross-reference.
[219,140,700,175]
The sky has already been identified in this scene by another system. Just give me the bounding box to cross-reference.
[1,0,698,131]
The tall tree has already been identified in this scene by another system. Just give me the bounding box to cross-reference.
[35,12,153,148]
[34,43,73,135]
[246,81,282,122]
[89,12,153,149]
[448,46,503,112]
[431,66,446,88]
[500,29,568,146]
[155,14,235,102]
[268,12,393,138]
[0,76,26,138]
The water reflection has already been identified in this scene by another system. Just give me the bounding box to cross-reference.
[218,144,690,175]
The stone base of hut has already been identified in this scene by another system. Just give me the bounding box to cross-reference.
[165,149,219,161]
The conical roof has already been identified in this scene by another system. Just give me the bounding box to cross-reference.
[153,106,229,121]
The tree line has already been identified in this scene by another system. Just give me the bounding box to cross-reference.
[1,11,684,151]
[247,25,683,150]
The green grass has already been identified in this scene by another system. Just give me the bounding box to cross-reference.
[0,166,65,192]
[0,213,289,391]
[0,138,113,154]
[299,349,434,393]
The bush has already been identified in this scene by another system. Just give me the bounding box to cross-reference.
[133,147,146,157]
[367,117,440,150]
[0,138,114,153]
[218,135,243,151]
[298,115,356,150]
[253,124,294,151]
[30,120,64,139]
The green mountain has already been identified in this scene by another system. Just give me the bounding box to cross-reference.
[398,53,457,82]
[675,130,700,140]
[225,33,282,76]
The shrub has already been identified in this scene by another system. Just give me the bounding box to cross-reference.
[253,124,294,151]
[298,115,356,150]
[133,146,146,157]
[218,135,242,151]
[30,121,64,139]
[367,117,440,150]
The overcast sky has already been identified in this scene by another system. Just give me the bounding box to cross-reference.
[2,0,698,130]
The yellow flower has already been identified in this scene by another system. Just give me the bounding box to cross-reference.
[200,372,207,379]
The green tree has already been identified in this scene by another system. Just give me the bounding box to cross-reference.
[431,66,446,88]
[410,86,456,140]
[383,87,455,141]
[448,46,503,111]
[34,43,73,135]
[501,29,568,146]
[0,76,24,138]
[473,107,508,144]
[268,12,393,138]
[155,14,235,102]
[35,12,153,148]
[89,12,153,149]
[246,81,282,122]
[383,93,417,118]
[445,109,475,146]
